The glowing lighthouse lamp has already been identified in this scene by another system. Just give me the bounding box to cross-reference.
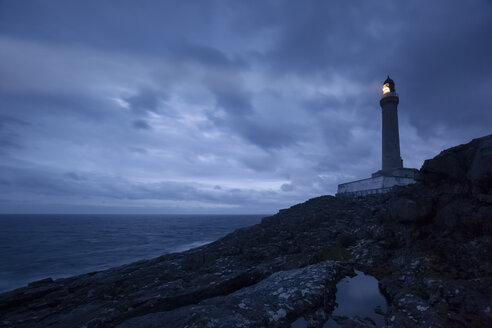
[382,83,391,94]
[382,76,395,95]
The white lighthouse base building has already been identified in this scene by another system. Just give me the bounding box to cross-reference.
[336,168,418,197]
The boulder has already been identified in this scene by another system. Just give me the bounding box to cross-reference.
[420,135,492,195]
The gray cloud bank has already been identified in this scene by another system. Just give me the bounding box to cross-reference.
[0,1,491,213]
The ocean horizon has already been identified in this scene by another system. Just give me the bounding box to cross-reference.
[0,214,267,293]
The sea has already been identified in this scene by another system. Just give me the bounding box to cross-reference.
[0,214,265,293]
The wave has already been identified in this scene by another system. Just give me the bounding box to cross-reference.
[171,240,213,253]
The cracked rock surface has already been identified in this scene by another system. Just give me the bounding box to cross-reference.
[117,261,350,328]
[1,135,491,327]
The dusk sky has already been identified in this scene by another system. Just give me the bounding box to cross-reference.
[0,1,491,214]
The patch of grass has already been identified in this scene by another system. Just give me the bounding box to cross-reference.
[311,245,352,263]
[411,286,429,300]
[423,251,448,277]
[338,233,358,247]
[370,265,394,277]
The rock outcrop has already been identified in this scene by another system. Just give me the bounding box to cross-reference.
[1,135,491,328]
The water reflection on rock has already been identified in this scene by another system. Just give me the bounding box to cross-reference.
[290,270,387,328]
[325,270,387,327]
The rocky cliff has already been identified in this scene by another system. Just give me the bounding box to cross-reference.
[1,135,491,328]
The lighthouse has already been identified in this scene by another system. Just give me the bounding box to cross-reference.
[336,76,418,197]
[380,76,403,172]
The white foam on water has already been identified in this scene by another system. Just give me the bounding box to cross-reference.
[171,240,213,253]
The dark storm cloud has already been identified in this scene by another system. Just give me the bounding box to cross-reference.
[0,115,29,128]
[208,81,253,116]
[0,1,215,52]
[0,92,115,120]
[128,147,147,154]
[281,183,294,192]
[125,88,165,114]
[0,115,28,154]
[236,118,301,150]
[0,138,22,154]
[0,0,490,213]
[392,3,492,138]
[206,111,302,150]
[231,1,397,77]
[133,119,151,130]
[204,74,303,149]
[177,44,248,70]
[257,1,492,138]
[303,95,347,114]
[64,172,86,181]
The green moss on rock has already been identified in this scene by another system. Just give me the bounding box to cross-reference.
[311,245,352,263]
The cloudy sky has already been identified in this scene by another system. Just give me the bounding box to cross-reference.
[0,1,491,214]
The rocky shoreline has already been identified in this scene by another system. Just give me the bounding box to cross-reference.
[1,135,492,328]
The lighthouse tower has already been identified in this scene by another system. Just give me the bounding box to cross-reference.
[380,76,403,172]
[336,76,418,197]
